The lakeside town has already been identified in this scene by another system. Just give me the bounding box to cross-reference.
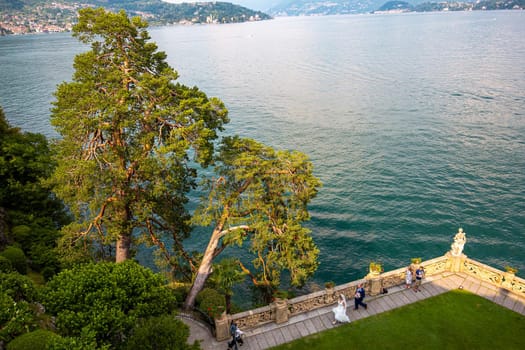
[0,2,80,35]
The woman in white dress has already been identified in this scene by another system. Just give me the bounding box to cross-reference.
[332,294,350,324]
[405,267,412,289]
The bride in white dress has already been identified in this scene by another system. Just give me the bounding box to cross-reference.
[332,294,350,324]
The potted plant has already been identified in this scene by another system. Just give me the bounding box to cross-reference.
[411,257,422,265]
[504,266,518,274]
[369,261,383,275]
[324,281,335,289]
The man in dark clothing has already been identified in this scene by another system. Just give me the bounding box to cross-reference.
[228,321,239,350]
[354,283,368,310]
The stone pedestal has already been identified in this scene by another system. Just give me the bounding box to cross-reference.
[446,252,466,273]
[368,277,382,296]
[272,299,289,324]
[324,288,335,304]
[214,314,230,341]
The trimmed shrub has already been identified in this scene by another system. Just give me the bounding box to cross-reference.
[0,246,27,274]
[6,330,60,350]
[124,315,200,350]
[46,329,103,350]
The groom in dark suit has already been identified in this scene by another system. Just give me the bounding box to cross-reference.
[354,283,367,310]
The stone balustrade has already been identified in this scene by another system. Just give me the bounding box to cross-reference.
[462,257,525,294]
[215,229,523,341]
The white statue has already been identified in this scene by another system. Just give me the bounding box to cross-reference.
[450,228,466,257]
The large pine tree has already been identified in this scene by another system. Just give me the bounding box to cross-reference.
[50,8,228,263]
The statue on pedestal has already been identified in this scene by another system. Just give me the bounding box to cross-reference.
[450,228,466,257]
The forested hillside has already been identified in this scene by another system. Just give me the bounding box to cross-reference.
[268,0,524,15]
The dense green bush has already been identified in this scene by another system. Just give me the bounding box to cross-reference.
[0,273,39,344]
[0,293,36,344]
[196,288,226,319]
[47,329,106,350]
[124,315,200,350]
[0,272,38,302]
[0,246,27,274]
[0,255,13,272]
[6,330,59,350]
[42,260,177,348]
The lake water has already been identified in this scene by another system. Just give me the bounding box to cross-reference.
[1,11,524,287]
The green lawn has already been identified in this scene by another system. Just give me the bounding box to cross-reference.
[271,289,525,350]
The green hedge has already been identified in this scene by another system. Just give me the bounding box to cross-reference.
[124,315,199,350]
[0,246,27,274]
[7,330,60,350]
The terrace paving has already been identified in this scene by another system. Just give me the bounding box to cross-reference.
[180,272,525,350]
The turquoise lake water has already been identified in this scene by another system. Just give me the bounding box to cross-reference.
[0,11,524,288]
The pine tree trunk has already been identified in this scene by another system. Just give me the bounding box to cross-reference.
[116,234,131,262]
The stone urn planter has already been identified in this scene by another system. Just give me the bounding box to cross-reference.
[368,261,383,277]
[324,282,335,303]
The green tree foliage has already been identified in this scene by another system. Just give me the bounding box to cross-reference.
[184,136,321,308]
[50,8,228,263]
[0,106,68,276]
[0,107,68,229]
[41,260,177,348]
[124,314,199,350]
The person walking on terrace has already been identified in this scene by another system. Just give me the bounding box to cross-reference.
[354,283,367,310]
[332,294,350,324]
[228,321,240,350]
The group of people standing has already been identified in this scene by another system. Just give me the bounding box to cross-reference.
[331,283,367,325]
[406,265,425,292]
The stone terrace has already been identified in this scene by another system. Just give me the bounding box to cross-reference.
[181,271,525,349]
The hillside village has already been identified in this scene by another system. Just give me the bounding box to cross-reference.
[0,0,269,35]
[0,2,80,34]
